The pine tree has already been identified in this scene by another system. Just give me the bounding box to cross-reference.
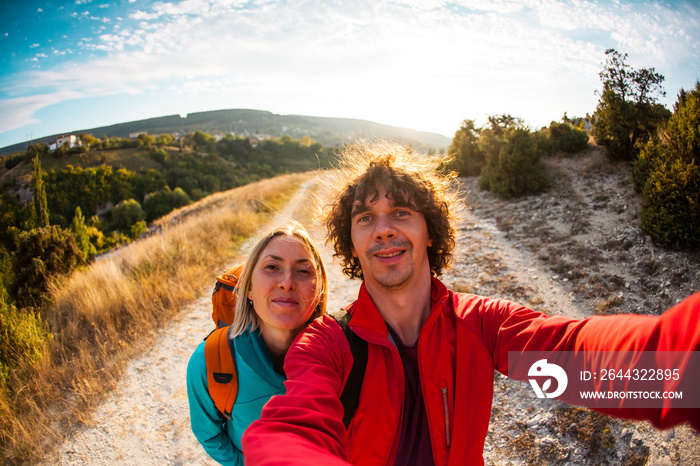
[71,206,91,261]
[31,155,50,228]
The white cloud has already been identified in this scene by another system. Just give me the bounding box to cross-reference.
[2,0,698,143]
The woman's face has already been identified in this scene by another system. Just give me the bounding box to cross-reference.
[247,235,319,334]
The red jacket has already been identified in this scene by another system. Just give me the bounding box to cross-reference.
[243,279,700,465]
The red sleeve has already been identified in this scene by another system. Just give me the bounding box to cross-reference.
[489,292,700,430]
[242,315,353,465]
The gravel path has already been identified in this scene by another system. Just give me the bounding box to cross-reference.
[54,161,698,465]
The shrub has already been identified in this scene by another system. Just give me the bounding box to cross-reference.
[447,119,484,176]
[3,152,25,170]
[129,220,147,239]
[640,159,700,248]
[541,122,589,154]
[71,207,93,261]
[143,187,191,222]
[636,82,700,249]
[11,226,83,307]
[478,128,550,199]
[149,147,170,164]
[110,199,146,232]
[0,294,51,395]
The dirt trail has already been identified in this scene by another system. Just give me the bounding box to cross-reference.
[55,158,698,465]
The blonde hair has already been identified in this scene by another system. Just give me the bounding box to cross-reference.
[321,141,460,279]
[229,223,328,337]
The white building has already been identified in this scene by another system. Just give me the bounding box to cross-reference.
[50,135,80,151]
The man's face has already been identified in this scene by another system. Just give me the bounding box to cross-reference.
[350,184,432,292]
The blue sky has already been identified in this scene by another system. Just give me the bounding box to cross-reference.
[1,0,698,149]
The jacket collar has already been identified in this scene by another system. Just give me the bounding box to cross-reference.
[234,327,287,382]
[349,276,449,338]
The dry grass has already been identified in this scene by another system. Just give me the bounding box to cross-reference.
[1,172,309,465]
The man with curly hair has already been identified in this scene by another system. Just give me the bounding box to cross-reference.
[243,142,699,465]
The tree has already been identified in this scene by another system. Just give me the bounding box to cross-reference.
[477,114,526,170]
[155,133,176,146]
[11,226,82,307]
[143,187,191,222]
[193,131,213,149]
[129,221,147,239]
[539,121,589,155]
[136,133,155,148]
[478,128,550,199]
[133,169,167,202]
[592,49,670,160]
[0,193,29,251]
[79,133,100,149]
[31,155,50,228]
[486,115,524,136]
[635,81,700,249]
[447,120,484,176]
[71,207,93,261]
[110,199,146,232]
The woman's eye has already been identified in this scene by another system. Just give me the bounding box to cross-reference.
[264,263,279,271]
[358,215,371,223]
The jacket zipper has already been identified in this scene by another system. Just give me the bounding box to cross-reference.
[441,382,450,448]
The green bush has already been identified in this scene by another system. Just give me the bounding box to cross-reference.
[111,198,146,232]
[0,293,51,395]
[447,119,484,176]
[11,226,82,307]
[143,186,191,222]
[640,159,699,248]
[130,220,147,239]
[479,129,550,199]
[71,207,94,261]
[540,122,589,154]
[637,82,700,249]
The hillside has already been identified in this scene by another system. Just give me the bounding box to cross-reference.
[0,109,452,155]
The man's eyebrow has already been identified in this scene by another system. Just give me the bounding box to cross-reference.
[351,203,370,217]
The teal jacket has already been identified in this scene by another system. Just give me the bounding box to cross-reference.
[187,327,286,465]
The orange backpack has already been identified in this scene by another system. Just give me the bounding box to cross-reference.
[211,264,244,329]
[204,326,239,420]
[205,263,244,420]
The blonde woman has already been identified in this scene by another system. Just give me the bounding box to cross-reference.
[187,223,327,465]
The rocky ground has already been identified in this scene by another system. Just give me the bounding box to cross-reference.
[53,148,699,465]
[443,146,699,465]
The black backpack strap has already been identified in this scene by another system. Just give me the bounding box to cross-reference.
[328,309,368,429]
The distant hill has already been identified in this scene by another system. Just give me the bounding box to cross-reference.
[0,109,452,155]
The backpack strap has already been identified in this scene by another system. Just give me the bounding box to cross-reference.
[328,309,368,429]
[204,326,238,421]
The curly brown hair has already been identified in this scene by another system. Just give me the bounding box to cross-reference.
[321,142,460,280]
